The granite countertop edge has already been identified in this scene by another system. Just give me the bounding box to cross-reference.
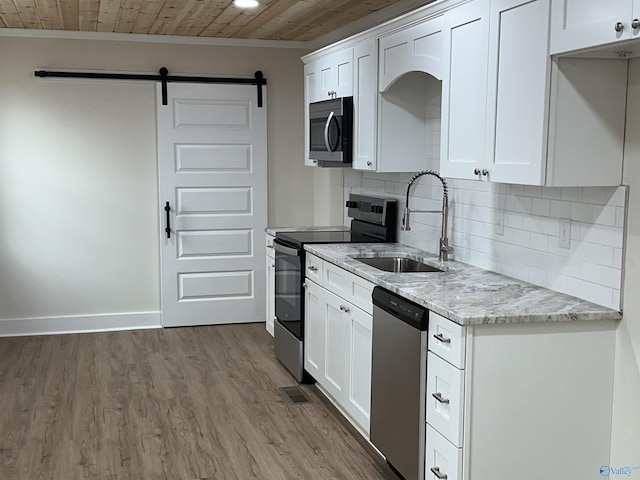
[304,243,622,326]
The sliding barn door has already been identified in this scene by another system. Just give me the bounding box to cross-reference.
[157,83,267,327]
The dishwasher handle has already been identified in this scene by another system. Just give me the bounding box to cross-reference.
[372,286,428,331]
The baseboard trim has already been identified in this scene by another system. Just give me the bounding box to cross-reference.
[0,311,162,337]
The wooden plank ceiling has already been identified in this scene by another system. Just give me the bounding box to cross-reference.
[0,0,415,41]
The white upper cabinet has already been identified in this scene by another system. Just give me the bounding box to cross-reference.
[378,15,444,91]
[484,0,551,185]
[550,0,640,55]
[303,48,353,167]
[304,62,319,166]
[317,48,354,100]
[352,40,378,171]
[439,0,490,181]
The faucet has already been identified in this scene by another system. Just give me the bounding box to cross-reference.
[401,170,454,262]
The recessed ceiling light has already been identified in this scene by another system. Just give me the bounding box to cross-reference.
[233,0,259,7]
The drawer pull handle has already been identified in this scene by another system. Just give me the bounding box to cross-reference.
[339,305,351,314]
[430,467,448,479]
[432,392,450,404]
[308,266,318,272]
[267,244,274,249]
[433,333,451,344]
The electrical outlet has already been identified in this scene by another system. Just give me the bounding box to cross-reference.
[559,218,571,249]
[495,210,505,236]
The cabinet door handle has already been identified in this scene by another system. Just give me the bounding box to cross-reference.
[367,161,372,167]
[430,467,448,479]
[272,263,275,268]
[164,202,172,239]
[481,169,489,176]
[267,244,274,249]
[473,168,480,175]
[433,333,451,344]
[308,265,318,272]
[633,18,640,29]
[615,21,625,32]
[303,283,307,289]
[432,392,450,404]
[339,305,351,313]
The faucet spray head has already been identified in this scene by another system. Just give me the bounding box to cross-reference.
[401,208,411,231]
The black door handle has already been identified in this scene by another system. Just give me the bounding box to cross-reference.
[164,202,171,239]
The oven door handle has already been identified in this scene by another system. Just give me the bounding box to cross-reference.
[273,240,300,257]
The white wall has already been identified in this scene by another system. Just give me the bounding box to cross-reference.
[0,35,313,324]
[610,59,640,466]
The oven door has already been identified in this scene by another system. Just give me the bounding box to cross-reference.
[273,239,303,339]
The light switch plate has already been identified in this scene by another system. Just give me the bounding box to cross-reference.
[559,218,571,249]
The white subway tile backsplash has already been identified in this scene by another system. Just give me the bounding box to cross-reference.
[571,202,594,223]
[541,187,563,200]
[592,205,617,226]
[514,197,533,214]
[523,186,542,198]
[613,248,623,270]
[582,187,606,205]
[531,198,551,216]
[562,187,583,202]
[616,206,626,228]
[348,173,627,310]
[550,200,571,218]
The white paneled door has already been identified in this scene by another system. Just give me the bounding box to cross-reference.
[157,83,267,327]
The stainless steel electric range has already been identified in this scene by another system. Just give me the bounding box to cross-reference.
[273,194,397,382]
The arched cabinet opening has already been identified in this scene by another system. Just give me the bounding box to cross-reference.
[378,71,442,173]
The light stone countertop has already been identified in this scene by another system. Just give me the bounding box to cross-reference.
[304,243,622,326]
[266,226,348,236]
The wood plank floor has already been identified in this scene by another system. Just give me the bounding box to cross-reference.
[0,323,398,480]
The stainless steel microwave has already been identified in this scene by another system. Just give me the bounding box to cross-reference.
[309,96,353,167]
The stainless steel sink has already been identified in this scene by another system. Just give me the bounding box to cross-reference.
[353,256,443,273]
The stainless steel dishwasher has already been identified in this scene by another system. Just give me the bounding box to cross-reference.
[370,287,429,480]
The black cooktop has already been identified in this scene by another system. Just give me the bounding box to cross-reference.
[276,230,380,249]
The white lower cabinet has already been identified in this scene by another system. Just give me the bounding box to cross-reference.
[426,352,465,448]
[426,316,617,480]
[426,425,463,480]
[304,254,374,436]
[265,233,275,336]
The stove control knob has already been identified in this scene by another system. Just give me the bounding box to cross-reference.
[371,205,384,214]
[346,201,358,208]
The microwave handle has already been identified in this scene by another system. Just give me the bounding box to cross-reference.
[324,111,336,152]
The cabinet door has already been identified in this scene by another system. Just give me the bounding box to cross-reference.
[304,62,319,167]
[346,305,372,435]
[439,0,490,181]
[304,280,325,381]
[317,48,354,99]
[550,0,632,55]
[266,251,275,336]
[323,288,349,403]
[352,40,378,171]
[425,425,463,480]
[485,0,551,185]
[378,16,445,92]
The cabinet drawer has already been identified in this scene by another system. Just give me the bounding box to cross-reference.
[266,233,275,259]
[428,312,466,368]
[426,352,465,447]
[425,424,462,480]
[305,254,323,283]
[323,261,375,314]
